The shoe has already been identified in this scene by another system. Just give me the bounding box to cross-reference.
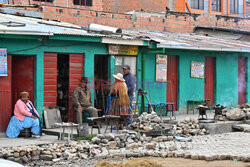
[42,133,46,136]
[32,134,40,138]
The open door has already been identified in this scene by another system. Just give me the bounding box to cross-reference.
[167,55,178,110]
[205,57,215,106]
[238,56,247,105]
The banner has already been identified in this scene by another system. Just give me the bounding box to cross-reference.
[0,49,7,76]
[109,45,138,55]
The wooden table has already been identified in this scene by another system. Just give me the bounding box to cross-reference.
[54,122,79,142]
[103,115,120,133]
[186,99,211,114]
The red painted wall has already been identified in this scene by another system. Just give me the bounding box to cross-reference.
[205,57,215,106]
[238,56,247,105]
[68,54,84,122]
[44,53,57,107]
[0,55,12,132]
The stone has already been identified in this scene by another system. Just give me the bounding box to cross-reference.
[226,108,247,120]
[107,141,117,149]
[79,153,88,159]
[168,146,177,151]
[96,134,105,139]
[40,154,53,161]
[42,150,51,155]
[143,125,153,131]
[91,137,101,144]
[126,143,139,149]
[101,139,109,144]
[145,143,156,149]
[21,156,29,163]
[184,117,191,122]
[106,133,115,141]
[20,151,26,157]
[13,152,19,158]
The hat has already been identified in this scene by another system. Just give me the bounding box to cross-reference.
[122,65,130,70]
[80,77,88,83]
[113,73,125,81]
[20,91,29,98]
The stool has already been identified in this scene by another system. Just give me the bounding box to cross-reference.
[87,117,104,134]
[104,115,120,133]
[19,128,31,138]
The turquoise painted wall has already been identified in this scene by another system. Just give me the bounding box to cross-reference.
[143,53,166,108]
[0,35,106,116]
[166,49,244,110]
[215,53,238,107]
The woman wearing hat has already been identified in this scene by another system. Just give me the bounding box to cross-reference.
[107,73,130,128]
[6,92,41,138]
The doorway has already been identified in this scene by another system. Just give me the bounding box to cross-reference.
[57,54,69,121]
[12,55,34,110]
[205,57,215,106]
[167,55,178,111]
[94,55,109,115]
[238,56,247,105]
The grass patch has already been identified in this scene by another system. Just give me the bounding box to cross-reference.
[74,134,97,141]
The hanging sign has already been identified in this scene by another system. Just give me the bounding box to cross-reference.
[109,45,138,55]
[0,49,7,76]
[191,61,204,78]
[155,54,167,82]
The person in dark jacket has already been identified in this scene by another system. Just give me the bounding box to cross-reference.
[122,65,136,124]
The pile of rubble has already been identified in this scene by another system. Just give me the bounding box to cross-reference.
[215,103,250,121]
[128,112,206,137]
[173,117,207,137]
[128,111,169,132]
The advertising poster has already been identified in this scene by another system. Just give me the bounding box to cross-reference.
[0,49,7,76]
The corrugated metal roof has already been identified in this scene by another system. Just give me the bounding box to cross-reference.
[0,13,137,40]
[124,30,250,52]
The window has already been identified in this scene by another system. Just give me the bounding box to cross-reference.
[230,0,239,14]
[212,0,221,12]
[73,0,92,6]
[33,0,53,2]
[190,0,204,10]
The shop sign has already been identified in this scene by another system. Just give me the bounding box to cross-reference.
[191,61,204,78]
[0,49,7,76]
[156,54,167,82]
[109,45,138,55]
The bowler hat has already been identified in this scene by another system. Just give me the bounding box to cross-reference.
[122,65,130,70]
[80,77,88,83]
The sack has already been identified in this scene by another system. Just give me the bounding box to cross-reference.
[77,123,89,137]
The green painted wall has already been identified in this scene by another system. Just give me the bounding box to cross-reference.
[215,53,238,107]
[0,35,107,116]
[245,53,250,103]
[165,49,248,110]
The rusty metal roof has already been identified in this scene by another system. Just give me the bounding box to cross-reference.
[124,30,250,52]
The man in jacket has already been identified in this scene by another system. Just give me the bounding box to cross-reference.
[123,65,136,124]
[72,77,98,124]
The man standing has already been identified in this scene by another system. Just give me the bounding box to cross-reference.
[122,65,136,124]
[72,77,98,124]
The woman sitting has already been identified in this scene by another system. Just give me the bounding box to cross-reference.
[107,73,130,127]
[6,91,41,138]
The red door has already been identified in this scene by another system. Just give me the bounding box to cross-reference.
[44,53,57,107]
[68,54,84,122]
[12,55,34,108]
[205,57,215,106]
[167,55,178,110]
[0,55,12,132]
[238,56,247,105]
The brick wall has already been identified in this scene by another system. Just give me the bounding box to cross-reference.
[27,6,249,33]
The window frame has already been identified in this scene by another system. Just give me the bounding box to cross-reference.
[211,0,221,12]
[190,0,204,10]
[33,0,53,3]
[230,0,239,14]
[73,0,92,6]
